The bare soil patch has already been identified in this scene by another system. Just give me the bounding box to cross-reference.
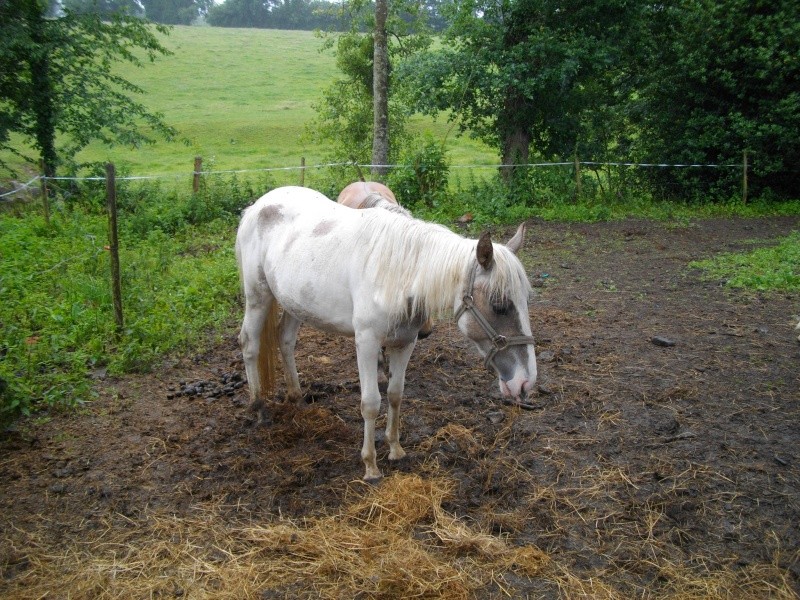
[2,216,799,598]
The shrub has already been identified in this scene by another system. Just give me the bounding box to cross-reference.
[387,135,449,210]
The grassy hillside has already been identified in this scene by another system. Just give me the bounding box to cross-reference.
[87,26,340,175]
[1,26,496,181]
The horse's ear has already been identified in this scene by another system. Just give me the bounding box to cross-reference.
[506,223,526,254]
[477,231,494,270]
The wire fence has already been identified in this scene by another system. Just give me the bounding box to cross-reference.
[1,156,747,201]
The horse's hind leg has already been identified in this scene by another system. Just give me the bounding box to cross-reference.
[239,285,278,423]
[385,340,416,461]
[278,311,303,406]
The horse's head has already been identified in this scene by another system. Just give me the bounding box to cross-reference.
[455,224,537,401]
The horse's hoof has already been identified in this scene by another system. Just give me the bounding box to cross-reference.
[255,410,269,426]
[388,447,407,461]
[363,473,383,485]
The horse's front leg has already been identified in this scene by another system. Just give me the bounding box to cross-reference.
[355,331,383,482]
[385,340,416,461]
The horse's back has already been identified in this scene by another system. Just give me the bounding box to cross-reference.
[238,186,409,335]
[240,186,348,239]
[244,185,335,220]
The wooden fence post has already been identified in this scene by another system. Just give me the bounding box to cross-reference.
[574,154,582,200]
[106,163,124,337]
[742,150,748,204]
[38,159,50,225]
[299,157,305,186]
[193,156,202,193]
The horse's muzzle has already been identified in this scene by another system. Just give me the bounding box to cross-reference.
[500,376,535,401]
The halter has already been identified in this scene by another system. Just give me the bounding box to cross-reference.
[454,262,537,371]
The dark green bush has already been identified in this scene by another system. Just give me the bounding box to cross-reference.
[387,135,450,209]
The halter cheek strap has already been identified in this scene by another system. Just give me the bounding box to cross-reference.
[454,262,537,370]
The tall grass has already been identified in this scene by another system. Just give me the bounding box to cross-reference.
[0,174,268,421]
[89,27,340,174]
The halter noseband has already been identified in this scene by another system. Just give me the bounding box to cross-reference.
[453,262,537,371]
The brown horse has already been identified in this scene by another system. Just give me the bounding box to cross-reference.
[336,181,410,217]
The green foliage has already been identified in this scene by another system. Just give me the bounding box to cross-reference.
[400,0,800,201]
[689,232,800,292]
[399,0,647,170]
[386,135,449,209]
[141,0,213,25]
[630,0,800,200]
[186,171,273,226]
[61,0,144,18]
[307,0,433,169]
[0,178,263,422]
[422,166,800,227]
[0,0,177,177]
[206,0,343,30]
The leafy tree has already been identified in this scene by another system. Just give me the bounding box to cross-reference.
[206,0,272,27]
[399,0,649,180]
[307,0,433,174]
[61,0,144,18]
[0,0,177,178]
[634,0,800,200]
[418,0,448,32]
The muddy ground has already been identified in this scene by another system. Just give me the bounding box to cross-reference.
[2,215,799,598]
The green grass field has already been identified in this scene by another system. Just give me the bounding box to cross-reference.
[1,26,497,182]
[88,26,344,175]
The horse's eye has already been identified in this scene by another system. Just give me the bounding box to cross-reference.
[491,300,513,316]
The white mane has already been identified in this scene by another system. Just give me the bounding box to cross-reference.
[357,210,531,323]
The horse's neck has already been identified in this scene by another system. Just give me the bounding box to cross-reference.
[370,220,475,321]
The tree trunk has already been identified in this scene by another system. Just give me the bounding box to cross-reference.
[499,92,531,183]
[371,0,389,178]
[26,0,57,178]
[500,128,531,183]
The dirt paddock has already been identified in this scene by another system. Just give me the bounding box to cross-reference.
[2,216,799,598]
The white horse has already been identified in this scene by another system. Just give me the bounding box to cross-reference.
[236,186,537,481]
[337,180,433,353]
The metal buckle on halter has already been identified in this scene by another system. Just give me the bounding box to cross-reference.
[492,334,508,351]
